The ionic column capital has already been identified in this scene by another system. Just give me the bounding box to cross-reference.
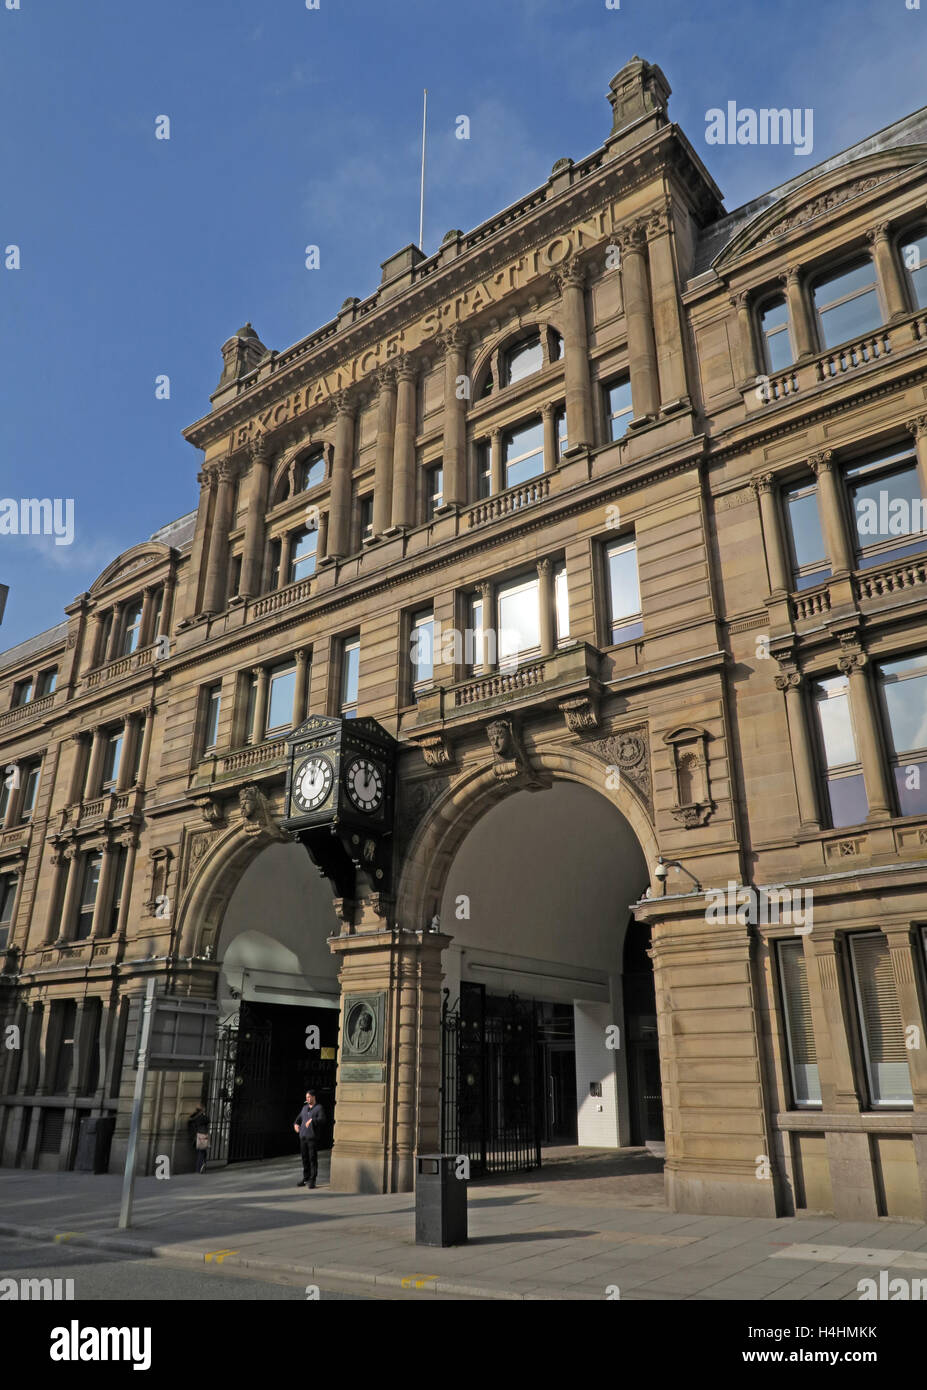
[906,414,927,441]
[837,650,868,675]
[750,472,775,496]
[808,450,835,475]
[866,222,892,247]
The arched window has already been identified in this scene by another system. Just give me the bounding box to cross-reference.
[503,334,543,386]
[298,451,326,492]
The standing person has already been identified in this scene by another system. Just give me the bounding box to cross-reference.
[188,1104,210,1174]
[293,1089,325,1189]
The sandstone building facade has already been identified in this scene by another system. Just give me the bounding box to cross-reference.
[2,58,927,1219]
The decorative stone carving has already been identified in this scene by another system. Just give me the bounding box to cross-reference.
[837,650,867,674]
[664,726,714,828]
[588,725,653,816]
[238,783,287,840]
[144,847,172,915]
[754,174,897,246]
[412,734,454,769]
[486,717,542,787]
[552,256,586,293]
[397,776,449,856]
[774,671,802,691]
[192,793,225,826]
[558,695,600,734]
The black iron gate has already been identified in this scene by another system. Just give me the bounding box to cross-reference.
[441,983,540,1176]
[206,1006,272,1164]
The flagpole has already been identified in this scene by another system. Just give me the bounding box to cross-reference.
[419,88,427,251]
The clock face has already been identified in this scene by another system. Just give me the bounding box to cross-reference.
[344,756,384,814]
[292,754,334,813]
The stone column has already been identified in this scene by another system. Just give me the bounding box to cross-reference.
[774,668,820,830]
[731,290,758,384]
[809,450,853,575]
[36,1003,59,1094]
[184,467,216,620]
[808,933,864,1113]
[202,461,236,613]
[489,428,503,495]
[317,512,329,563]
[67,733,90,805]
[57,846,83,942]
[389,362,417,530]
[84,726,108,801]
[240,433,273,599]
[135,708,155,788]
[440,325,468,506]
[479,580,495,672]
[104,606,123,663]
[868,224,908,321]
[327,392,357,558]
[906,415,927,502]
[838,649,892,819]
[537,558,555,656]
[554,257,594,449]
[541,404,557,471]
[251,667,269,745]
[882,927,927,1108]
[43,850,68,944]
[293,649,310,727]
[783,267,815,359]
[139,586,157,648]
[158,573,175,639]
[89,842,119,938]
[617,220,660,420]
[277,533,293,589]
[372,364,398,535]
[114,833,138,937]
[81,612,105,677]
[751,474,790,595]
[115,716,136,793]
[646,205,689,408]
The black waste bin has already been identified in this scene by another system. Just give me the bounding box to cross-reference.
[74,1115,116,1174]
[415,1153,468,1246]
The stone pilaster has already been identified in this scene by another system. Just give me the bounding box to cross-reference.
[372,363,398,535]
[774,662,820,831]
[553,258,594,449]
[751,473,790,595]
[389,361,417,530]
[868,224,908,320]
[202,461,236,614]
[617,219,660,420]
[328,391,358,558]
[240,433,272,599]
[439,325,468,506]
[837,646,892,820]
[809,450,853,575]
[646,205,689,408]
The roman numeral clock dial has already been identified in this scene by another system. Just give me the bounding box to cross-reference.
[292,754,334,812]
[344,756,384,814]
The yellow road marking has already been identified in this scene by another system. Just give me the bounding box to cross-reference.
[204,1249,238,1264]
[54,1232,81,1242]
[400,1274,437,1289]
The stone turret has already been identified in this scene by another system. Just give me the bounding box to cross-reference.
[212,322,268,400]
[606,56,671,154]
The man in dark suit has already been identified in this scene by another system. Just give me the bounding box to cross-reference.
[293,1089,325,1189]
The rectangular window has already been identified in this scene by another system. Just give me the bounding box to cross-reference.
[19,762,40,821]
[845,445,926,570]
[290,527,318,582]
[150,587,163,637]
[900,231,927,311]
[784,481,831,590]
[878,651,927,817]
[268,538,281,591]
[75,853,102,941]
[468,593,485,671]
[425,464,443,521]
[12,678,34,708]
[202,683,222,752]
[555,563,570,645]
[813,675,867,828]
[228,554,242,600]
[36,668,57,698]
[0,778,9,824]
[604,538,643,644]
[266,663,296,736]
[604,378,634,441]
[341,639,360,717]
[52,1000,77,1095]
[242,671,258,745]
[100,732,122,790]
[0,873,17,951]
[97,611,113,666]
[477,442,492,499]
[813,260,882,350]
[504,420,544,489]
[849,933,912,1107]
[776,940,821,1107]
[358,494,374,546]
[497,575,540,668]
[411,609,435,690]
[554,406,568,459]
[120,600,144,656]
[759,298,794,373]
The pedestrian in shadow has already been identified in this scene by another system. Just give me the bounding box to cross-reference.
[188,1104,210,1174]
[293,1089,325,1189]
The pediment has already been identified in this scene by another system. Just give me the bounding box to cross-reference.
[90,543,171,594]
[713,147,927,271]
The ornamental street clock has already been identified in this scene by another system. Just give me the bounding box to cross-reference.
[283,715,397,900]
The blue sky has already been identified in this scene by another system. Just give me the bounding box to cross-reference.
[1,0,925,651]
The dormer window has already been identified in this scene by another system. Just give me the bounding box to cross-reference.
[503,334,543,386]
